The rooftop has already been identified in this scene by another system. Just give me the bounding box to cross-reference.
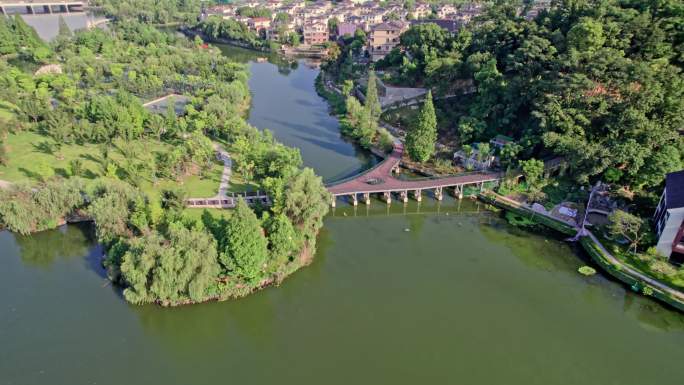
[371,21,406,31]
[666,170,684,209]
[410,19,461,33]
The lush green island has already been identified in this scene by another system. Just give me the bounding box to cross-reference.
[0,6,329,306]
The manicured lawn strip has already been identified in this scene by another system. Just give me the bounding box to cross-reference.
[0,131,104,182]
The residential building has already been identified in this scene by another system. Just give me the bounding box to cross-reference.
[654,170,684,260]
[248,17,271,32]
[455,2,483,24]
[411,3,432,19]
[436,4,457,19]
[303,22,328,45]
[368,21,408,61]
[336,22,362,38]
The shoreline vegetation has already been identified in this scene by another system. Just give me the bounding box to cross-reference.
[480,191,684,312]
[315,65,684,313]
[0,5,330,306]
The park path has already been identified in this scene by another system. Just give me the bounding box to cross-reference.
[185,145,269,208]
[586,230,684,302]
[214,144,232,198]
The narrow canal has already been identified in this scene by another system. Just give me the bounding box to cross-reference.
[2,45,684,385]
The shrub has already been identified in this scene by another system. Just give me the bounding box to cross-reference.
[642,286,654,296]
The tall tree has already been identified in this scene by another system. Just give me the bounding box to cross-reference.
[608,210,645,254]
[221,199,268,282]
[280,168,330,240]
[365,70,382,122]
[406,90,437,162]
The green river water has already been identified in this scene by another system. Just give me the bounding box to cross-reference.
[2,45,684,385]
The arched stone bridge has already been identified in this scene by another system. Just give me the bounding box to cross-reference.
[326,143,502,206]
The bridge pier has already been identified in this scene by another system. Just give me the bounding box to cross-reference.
[363,192,370,205]
[400,190,408,203]
[414,189,422,202]
[383,191,391,205]
[454,185,463,199]
[435,187,443,201]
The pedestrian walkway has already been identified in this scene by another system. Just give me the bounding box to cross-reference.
[185,145,269,209]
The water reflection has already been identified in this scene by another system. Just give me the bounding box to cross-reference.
[215,44,378,181]
[14,223,96,268]
[20,12,108,41]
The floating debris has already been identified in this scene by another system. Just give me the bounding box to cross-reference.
[578,266,597,276]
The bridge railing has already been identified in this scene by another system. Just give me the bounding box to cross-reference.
[394,170,499,183]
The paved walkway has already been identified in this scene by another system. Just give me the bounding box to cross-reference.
[586,230,684,302]
[185,145,269,209]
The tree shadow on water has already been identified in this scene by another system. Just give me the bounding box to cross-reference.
[15,223,99,272]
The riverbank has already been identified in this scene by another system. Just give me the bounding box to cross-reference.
[480,190,684,312]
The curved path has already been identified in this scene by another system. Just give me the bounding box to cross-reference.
[327,143,502,205]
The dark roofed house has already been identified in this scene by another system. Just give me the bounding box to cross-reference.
[654,170,684,260]
[410,19,461,34]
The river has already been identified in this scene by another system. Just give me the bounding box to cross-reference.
[2,45,684,385]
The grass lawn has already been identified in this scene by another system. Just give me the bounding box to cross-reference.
[0,131,105,182]
[1,131,257,202]
[227,172,258,193]
[0,131,174,182]
[139,158,225,199]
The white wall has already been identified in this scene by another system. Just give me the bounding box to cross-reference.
[656,207,684,258]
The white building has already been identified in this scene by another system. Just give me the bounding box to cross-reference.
[654,170,684,260]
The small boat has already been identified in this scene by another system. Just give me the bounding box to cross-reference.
[256,57,268,63]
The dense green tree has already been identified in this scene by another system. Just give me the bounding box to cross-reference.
[406,91,437,162]
[520,158,544,188]
[0,178,85,235]
[265,213,300,265]
[221,199,268,282]
[280,168,330,240]
[119,223,220,305]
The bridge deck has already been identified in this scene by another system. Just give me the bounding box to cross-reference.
[327,143,501,196]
